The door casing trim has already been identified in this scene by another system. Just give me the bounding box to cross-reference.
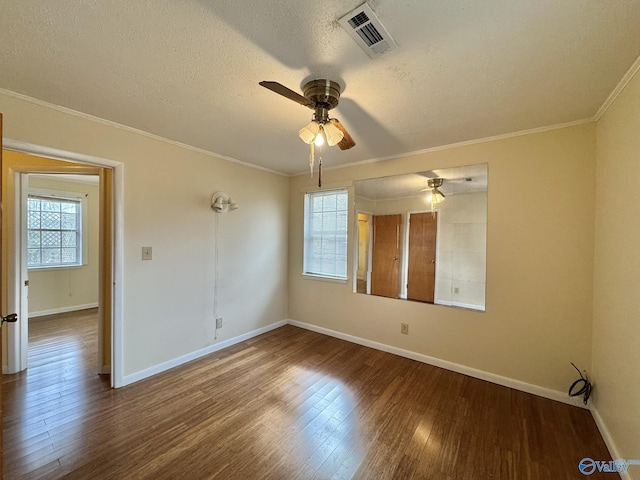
[3,138,124,387]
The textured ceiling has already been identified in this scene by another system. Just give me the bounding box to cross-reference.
[1,1,639,174]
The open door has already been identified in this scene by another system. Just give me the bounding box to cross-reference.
[407,212,438,303]
[0,114,18,472]
[371,214,401,298]
[1,150,112,377]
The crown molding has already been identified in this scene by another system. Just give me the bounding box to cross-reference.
[0,88,288,177]
[295,117,594,177]
[594,53,640,121]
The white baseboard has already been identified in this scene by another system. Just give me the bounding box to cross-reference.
[590,405,630,480]
[287,319,587,409]
[121,320,288,387]
[29,303,99,318]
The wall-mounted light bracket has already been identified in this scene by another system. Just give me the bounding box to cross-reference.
[211,192,238,213]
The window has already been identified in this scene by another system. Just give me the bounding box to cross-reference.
[303,189,348,279]
[27,194,82,268]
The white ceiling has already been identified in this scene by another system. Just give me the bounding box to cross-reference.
[1,1,639,175]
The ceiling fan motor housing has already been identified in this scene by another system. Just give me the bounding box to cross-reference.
[303,79,341,124]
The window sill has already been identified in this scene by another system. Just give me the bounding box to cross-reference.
[301,273,348,284]
[28,264,86,272]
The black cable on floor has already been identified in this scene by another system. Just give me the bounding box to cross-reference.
[568,362,592,405]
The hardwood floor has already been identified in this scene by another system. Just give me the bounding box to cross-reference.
[3,311,611,479]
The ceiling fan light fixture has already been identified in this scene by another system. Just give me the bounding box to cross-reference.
[299,121,321,144]
[423,178,446,210]
[430,190,445,203]
[323,121,344,146]
[314,128,325,146]
[427,178,445,195]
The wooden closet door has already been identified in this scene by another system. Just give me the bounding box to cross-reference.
[407,212,438,303]
[371,214,401,298]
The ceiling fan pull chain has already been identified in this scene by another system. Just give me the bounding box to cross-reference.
[309,143,315,178]
[318,156,322,188]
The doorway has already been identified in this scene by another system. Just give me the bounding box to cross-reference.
[370,214,401,298]
[26,173,101,373]
[356,213,372,294]
[2,150,113,379]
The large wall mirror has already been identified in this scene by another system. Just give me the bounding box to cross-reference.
[354,163,487,311]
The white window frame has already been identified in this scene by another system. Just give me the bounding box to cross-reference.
[303,188,349,281]
[27,188,88,270]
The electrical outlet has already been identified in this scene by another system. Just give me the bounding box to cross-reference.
[216,318,223,329]
[401,323,409,335]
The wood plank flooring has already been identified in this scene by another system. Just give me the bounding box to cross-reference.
[3,310,612,479]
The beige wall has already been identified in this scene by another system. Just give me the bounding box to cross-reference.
[435,192,487,308]
[593,69,640,469]
[0,91,290,377]
[27,176,100,315]
[290,123,596,393]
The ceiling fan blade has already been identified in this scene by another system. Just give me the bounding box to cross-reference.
[330,118,356,150]
[259,81,314,108]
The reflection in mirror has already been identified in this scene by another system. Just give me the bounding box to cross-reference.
[354,164,487,311]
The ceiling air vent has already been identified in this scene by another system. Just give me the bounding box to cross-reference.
[338,2,398,59]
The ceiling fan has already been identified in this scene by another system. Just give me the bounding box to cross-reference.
[259,79,356,183]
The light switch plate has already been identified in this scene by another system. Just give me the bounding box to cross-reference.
[142,246,153,260]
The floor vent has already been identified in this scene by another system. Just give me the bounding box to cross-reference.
[339,2,398,59]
